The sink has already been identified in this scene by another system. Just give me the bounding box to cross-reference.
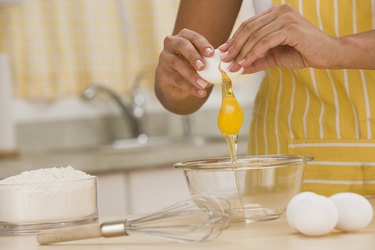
[99,135,186,151]
[98,135,225,152]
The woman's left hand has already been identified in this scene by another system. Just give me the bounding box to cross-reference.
[219,4,342,73]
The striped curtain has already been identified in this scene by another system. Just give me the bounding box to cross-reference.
[1,0,178,100]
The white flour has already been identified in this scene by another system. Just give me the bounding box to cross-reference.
[0,166,97,224]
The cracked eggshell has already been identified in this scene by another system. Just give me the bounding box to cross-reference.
[197,49,243,84]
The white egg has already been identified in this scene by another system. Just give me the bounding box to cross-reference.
[197,49,243,84]
[330,192,373,232]
[286,192,317,229]
[288,194,338,236]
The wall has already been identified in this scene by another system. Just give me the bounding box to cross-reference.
[6,0,265,153]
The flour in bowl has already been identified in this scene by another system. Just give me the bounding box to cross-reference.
[0,166,92,184]
[0,166,97,225]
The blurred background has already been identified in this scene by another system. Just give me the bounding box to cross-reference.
[0,0,263,216]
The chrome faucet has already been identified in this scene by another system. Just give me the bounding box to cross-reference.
[81,83,145,140]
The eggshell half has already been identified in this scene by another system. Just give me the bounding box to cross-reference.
[197,49,243,84]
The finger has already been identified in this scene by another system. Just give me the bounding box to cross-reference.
[238,29,288,67]
[230,6,275,41]
[243,54,276,73]
[218,38,233,52]
[233,15,287,65]
[227,18,284,71]
[166,29,214,71]
[178,29,214,57]
[164,35,205,71]
[172,73,207,98]
[159,67,206,98]
[162,52,209,90]
[227,62,242,72]
[221,7,278,62]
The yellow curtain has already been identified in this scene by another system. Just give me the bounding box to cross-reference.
[1,0,179,100]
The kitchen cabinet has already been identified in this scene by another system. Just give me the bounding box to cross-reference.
[96,172,130,216]
[96,167,191,216]
[129,167,191,214]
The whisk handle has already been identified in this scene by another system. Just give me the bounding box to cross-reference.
[37,221,128,245]
[37,223,102,245]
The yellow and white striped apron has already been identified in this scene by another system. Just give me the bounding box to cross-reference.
[248,0,375,196]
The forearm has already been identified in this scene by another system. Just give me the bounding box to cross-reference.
[155,0,242,115]
[337,30,375,69]
[173,0,242,46]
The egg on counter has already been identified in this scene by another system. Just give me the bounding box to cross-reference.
[286,192,338,236]
[197,49,244,84]
[286,191,374,236]
[330,192,373,232]
[286,192,317,229]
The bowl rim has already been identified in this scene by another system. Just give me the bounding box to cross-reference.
[0,175,97,186]
[174,154,313,170]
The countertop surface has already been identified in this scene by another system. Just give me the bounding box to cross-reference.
[1,216,375,250]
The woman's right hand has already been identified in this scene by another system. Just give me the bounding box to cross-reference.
[154,28,215,114]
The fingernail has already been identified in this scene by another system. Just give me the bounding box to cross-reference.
[205,47,213,55]
[229,63,243,72]
[197,89,206,97]
[220,51,229,60]
[196,79,207,89]
[218,43,230,51]
[228,62,236,71]
[238,58,246,66]
[195,59,204,70]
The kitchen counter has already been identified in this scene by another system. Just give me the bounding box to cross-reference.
[0,137,248,179]
[1,216,375,250]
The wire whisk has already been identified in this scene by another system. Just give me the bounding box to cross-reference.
[37,195,231,245]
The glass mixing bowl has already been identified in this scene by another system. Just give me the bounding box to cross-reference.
[175,155,313,223]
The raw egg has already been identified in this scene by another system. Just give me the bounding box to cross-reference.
[286,192,317,229]
[286,193,338,236]
[330,192,373,232]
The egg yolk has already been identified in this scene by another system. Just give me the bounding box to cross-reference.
[218,96,243,135]
[217,70,243,136]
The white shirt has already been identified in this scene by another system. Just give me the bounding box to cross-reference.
[253,0,272,14]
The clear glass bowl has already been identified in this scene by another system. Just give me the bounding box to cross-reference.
[175,155,312,223]
[0,176,98,234]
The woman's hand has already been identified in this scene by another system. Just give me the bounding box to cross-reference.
[154,29,215,114]
[219,4,342,73]
[157,29,214,99]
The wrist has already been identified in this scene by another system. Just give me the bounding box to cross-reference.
[334,37,352,69]
[154,81,200,115]
[335,35,370,69]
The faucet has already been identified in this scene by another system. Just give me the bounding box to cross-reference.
[81,83,146,141]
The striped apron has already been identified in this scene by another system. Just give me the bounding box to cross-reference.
[248,0,375,196]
